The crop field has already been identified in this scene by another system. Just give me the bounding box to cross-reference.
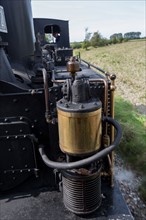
[74,39,146,201]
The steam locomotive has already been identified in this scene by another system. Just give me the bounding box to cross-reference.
[0,1,133,219]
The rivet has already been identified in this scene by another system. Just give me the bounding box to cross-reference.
[65,103,69,108]
[80,104,84,109]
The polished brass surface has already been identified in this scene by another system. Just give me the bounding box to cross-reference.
[109,76,116,187]
[67,56,80,73]
[57,108,101,155]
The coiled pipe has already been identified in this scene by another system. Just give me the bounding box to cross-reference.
[39,116,122,170]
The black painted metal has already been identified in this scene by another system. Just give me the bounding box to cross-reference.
[57,78,102,113]
[0,0,35,64]
[33,18,71,48]
[0,117,37,190]
[0,48,17,83]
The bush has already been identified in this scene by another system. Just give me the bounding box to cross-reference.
[82,40,91,50]
[71,42,82,49]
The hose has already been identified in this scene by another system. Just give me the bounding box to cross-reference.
[39,116,122,170]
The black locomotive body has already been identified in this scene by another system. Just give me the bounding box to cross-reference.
[0,1,133,219]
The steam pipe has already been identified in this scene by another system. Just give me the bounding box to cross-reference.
[39,116,122,170]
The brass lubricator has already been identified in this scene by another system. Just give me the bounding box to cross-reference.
[57,58,102,214]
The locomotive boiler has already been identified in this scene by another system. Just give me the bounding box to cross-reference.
[0,1,133,219]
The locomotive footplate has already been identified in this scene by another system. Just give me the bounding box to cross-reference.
[0,179,133,220]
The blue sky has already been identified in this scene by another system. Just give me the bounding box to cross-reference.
[31,0,146,42]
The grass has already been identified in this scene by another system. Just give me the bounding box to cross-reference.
[74,39,146,201]
[115,96,146,171]
[115,96,146,201]
[74,40,146,105]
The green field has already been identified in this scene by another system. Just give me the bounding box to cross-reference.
[74,39,145,108]
[74,39,146,201]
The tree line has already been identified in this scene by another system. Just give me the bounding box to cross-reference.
[71,29,142,49]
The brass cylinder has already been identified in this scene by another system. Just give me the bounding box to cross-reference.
[67,56,80,73]
[57,108,102,156]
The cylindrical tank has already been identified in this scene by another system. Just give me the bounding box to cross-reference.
[0,0,35,63]
[57,108,101,156]
[57,78,102,156]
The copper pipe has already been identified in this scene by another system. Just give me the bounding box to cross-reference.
[109,76,116,187]
[52,79,66,83]
[42,68,51,123]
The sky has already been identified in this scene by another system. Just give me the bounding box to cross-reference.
[31,0,146,42]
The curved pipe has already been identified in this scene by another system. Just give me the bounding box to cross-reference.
[39,117,122,170]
